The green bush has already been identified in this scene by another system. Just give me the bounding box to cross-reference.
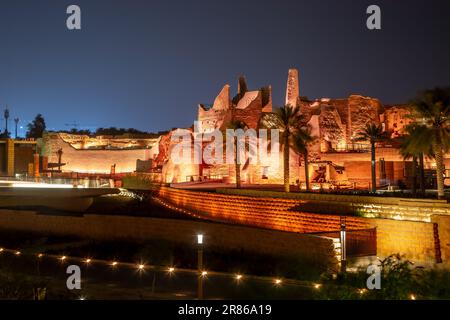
[314,254,450,300]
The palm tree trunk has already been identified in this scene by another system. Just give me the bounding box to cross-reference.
[434,143,445,199]
[235,160,241,189]
[284,133,290,193]
[304,149,310,191]
[419,153,425,195]
[412,156,417,196]
[371,142,376,193]
[235,140,241,189]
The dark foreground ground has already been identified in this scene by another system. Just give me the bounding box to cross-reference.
[0,193,323,299]
[1,193,449,300]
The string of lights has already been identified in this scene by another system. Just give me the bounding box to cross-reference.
[0,246,318,290]
[153,196,204,219]
[0,246,418,299]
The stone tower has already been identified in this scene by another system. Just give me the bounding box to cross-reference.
[237,76,248,96]
[285,69,300,107]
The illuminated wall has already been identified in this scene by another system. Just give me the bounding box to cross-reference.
[41,133,158,174]
[158,187,448,265]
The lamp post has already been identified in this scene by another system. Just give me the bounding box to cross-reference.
[340,216,347,273]
[197,234,204,300]
[4,106,10,137]
[14,118,19,138]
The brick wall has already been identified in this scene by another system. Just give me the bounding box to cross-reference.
[216,188,450,222]
[158,187,446,265]
[431,215,450,267]
[370,219,437,264]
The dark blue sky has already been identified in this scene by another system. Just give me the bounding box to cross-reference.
[0,0,449,133]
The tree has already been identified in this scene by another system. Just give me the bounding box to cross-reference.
[398,124,434,195]
[409,87,450,199]
[226,120,248,189]
[292,125,315,191]
[68,128,91,135]
[14,118,19,138]
[355,123,387,193]
[26,114,46,139]
[270,105,303,192]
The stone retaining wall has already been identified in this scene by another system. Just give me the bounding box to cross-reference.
[158,187,445,265]
[0,209,338,271]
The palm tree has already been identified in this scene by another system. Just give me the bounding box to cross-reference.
[399,134,419,196]
[398,124,434,195]
[355,123,387,193]
[270,105,303,192]
[292,125,315,191]
[227,120,247,189]
[410,87,450,199]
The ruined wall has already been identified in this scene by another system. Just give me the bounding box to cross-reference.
[319,105,347,151]
[285,68,300,107]
[234,91,263,129]
[58,133,157,150]
[41,133,152,174]
[161,130,200,183]
[155,68,446,187]
[347,95,381,140]
[382,105,413,138]
[197,85,232,133]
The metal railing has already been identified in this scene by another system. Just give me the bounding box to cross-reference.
[1,175,114,188]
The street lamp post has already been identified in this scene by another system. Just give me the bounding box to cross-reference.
[197,234,204,300]
[4,106,10,137]
[14,118,19,138]
[340,216,347,273]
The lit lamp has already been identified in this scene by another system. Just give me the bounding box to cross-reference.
[340,216,347,273]
[197,234,204,245]
[197,234,204,300]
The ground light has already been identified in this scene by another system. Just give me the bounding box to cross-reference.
[340,216,347,273]
[0,245,425,299]
[197,233,204,300]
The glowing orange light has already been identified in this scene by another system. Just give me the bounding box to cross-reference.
[358,288,367,295]
[15,251,21,255]
[111,261,118,267]
[410,294,416,300]
[201,271,208,276]
[138,264,145,270]
[236,274,243,280]
[60,256,67,261]
[275,279,282,285]
[168,267,175,273]
[314,284,321,289]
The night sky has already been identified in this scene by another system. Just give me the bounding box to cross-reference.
[0,0,449,134]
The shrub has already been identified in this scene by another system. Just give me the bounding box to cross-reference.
[314,254,450,300]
